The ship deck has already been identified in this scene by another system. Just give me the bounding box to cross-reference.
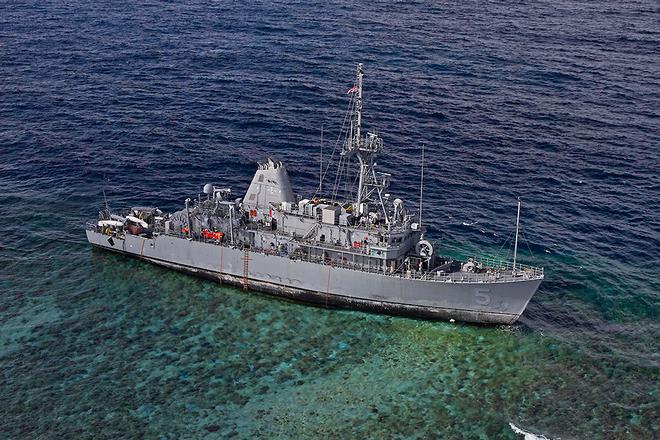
[86,222,544,284]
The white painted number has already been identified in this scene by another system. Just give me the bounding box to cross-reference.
[474,288,491,306]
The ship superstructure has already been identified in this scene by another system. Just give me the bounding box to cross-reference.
[86,64,543,324]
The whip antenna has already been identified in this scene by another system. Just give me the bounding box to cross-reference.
[419,144,425,237]
[319,125,323,194]
[513,197,522,272]
[102,188,109,211]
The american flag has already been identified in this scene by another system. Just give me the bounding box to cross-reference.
[346,85,358,94]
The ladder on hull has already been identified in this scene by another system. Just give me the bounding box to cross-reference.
[242,248,249,290]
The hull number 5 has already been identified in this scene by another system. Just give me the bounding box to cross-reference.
[474,288,491,306]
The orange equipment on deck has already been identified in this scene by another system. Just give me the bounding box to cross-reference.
[202,229,224,240]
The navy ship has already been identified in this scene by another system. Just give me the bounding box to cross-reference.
[86,64,543,324]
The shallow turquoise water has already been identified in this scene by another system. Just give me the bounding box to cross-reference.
[1,232,657,438]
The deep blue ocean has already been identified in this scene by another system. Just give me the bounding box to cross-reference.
[1,1,658,438]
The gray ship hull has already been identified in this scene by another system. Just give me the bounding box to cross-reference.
[86,230,541,324]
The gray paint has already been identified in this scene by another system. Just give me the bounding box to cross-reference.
[87,230,541,324]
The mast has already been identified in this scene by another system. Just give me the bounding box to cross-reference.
[419,144,425,237]
[340,63,386,219]
[229,205,235,244]
[354,63,366,209]
[102,188,109,211]
[319,126,323,194]
[185,198,192,237]
[512,197,521,272]
[355,64,363,146]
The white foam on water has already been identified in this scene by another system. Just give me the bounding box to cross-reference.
[509,422,555,440]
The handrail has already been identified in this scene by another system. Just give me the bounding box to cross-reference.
[471,255,544,278]
[86,222,543,283]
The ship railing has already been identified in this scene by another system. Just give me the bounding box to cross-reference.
[297,239,375,255]
[470,256,544,279]
[288,253,397,275]
[86,221,127,239]
[289,253,543,283]
[349,223,412,233]
[86,221,543,283]
[429,268,542,283]
[86,221,115,234]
